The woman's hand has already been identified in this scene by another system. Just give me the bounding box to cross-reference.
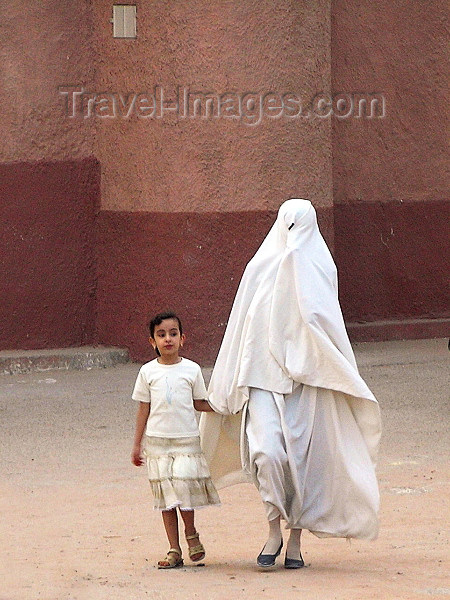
[194,399,216,412]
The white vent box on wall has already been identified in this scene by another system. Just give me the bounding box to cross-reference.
[112,5,137,38]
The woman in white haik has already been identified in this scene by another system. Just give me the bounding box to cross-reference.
[200,199,381,569]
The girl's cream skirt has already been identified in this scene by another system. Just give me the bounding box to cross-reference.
[143,435,221,511]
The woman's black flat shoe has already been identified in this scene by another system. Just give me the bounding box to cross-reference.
[257,540,283,567]
[284,553,305,569]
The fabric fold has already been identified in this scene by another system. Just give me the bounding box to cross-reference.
[144,435,221,510]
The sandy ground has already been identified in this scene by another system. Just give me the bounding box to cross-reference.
[1,338,449,600]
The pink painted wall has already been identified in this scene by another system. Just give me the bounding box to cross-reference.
[0,1,95,163]
[90,0,332,214]
[331,1,447,207]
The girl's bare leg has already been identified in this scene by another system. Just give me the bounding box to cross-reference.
[261,516,283,554]
[158,508,181,566]
[180,509,204,561]
[286,528,302,560]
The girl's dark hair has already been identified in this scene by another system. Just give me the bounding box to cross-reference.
[148,311,183,339]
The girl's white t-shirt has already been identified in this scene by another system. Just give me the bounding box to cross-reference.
[132,357,207,438]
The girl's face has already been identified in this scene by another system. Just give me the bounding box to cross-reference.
[150,318,185,363]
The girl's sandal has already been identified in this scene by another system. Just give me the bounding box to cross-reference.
[186,532,205,562]
[157,548,184,569]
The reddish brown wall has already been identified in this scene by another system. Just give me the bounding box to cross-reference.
[96,207,333,363]
[331,1,449,339]
[335,201,449,331]
[0,159,99,350]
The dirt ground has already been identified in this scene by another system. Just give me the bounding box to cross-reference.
[1,338,449,600]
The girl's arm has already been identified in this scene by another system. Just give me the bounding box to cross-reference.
[131,402,150,466]
[194,399,215,412]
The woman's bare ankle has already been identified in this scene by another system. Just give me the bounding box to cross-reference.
[262,517,282,554]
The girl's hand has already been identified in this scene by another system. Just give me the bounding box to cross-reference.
[131,445,144,466]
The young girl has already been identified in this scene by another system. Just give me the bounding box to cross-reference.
[131,311,220,569]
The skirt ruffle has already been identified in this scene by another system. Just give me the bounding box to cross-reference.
[143,435,221,511]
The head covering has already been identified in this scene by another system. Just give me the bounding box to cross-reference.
[207,198,380,462]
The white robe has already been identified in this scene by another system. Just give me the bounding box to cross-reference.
[200,199,381,540]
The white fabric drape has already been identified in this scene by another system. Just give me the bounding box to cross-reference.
[200,199,381,539]
[244,387,379,539]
